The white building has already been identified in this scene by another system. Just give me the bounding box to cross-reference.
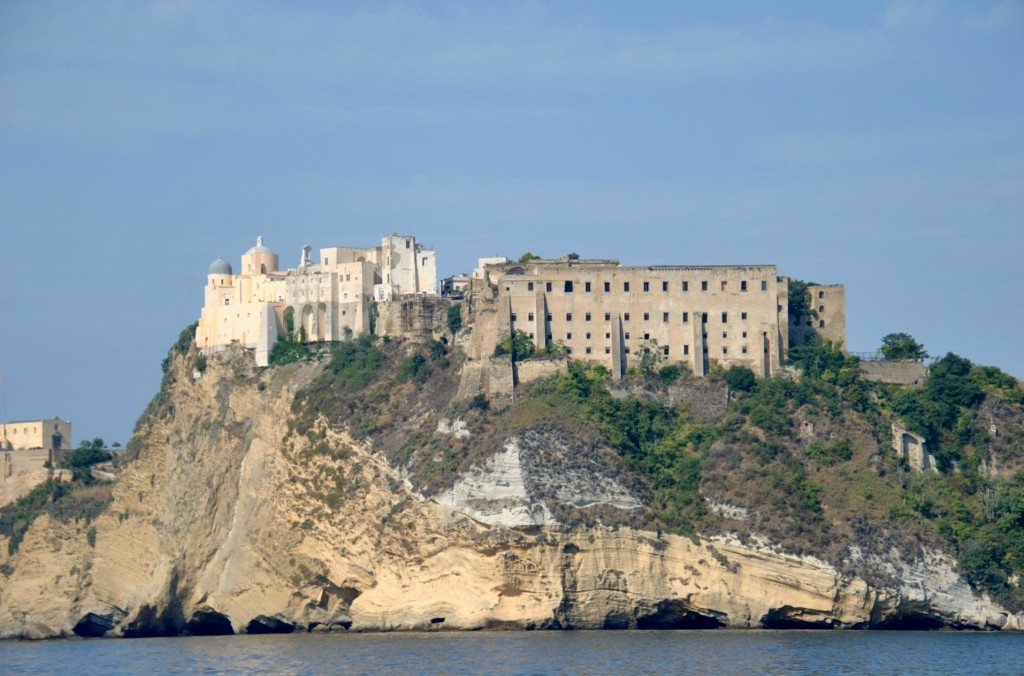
[197,234,437,365]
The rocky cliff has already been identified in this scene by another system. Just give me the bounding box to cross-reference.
[0,341,1021,639]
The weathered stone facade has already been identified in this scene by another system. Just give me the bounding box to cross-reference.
[469,257,845,379]
[860,360,928,385]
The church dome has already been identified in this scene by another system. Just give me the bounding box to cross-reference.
[245,235,275,256]
[209,257,232,275]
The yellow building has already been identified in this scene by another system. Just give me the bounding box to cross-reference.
[0,417,72,451]
[196,236,288,366]
[475,257,845,378]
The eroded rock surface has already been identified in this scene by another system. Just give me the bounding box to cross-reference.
[0,348,1020,638]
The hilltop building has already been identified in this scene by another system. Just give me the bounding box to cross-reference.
[468,256,845,379]
[0,417,72,451]
[196,234,437,365]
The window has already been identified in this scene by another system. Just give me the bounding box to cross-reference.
[742,331,747,338]
[605,313,611,321]
[723,347,728,354]
[585,332,591,339]
[565,281,574,292]
[723,332,728,339]
[605,347,611,354]
[604,282,610,292]
[585,282,591,292]
[643,281,649,292]
[741,280,747,291]
[624,313,630,321]
[566,347,573,355]
[722,312,728,323]
[819,320,825,328]
[682,312,689,323]
[761,280,768,291]
[818,291,824,299]
[605,332,611,339]
[567,333,572,340]
[405,240,410,248]
[546,314,552,321]
[529,332,535,339]
[684,345,690,355]
[528,313,534,321]
[624,332,630,340]
[528,282,534,291]
[546,282,552,292]
[663,346,669,355]
[682,281,689,291]
[741,312,747,320]
[721,281,727,291]
[324,257,329,266]
[662,281,668,292]
[624,282,630,292]
[663,312,669,322]
[643,312,650,321]
[819,305,825,313]
[224,297,230,306]
[585,312,591,322]
[566,313,573,321]
[701,281,708,291]
[511,313,517,321]
[742,346,748,354]
[643,333,650,340]
[586,347,592,354]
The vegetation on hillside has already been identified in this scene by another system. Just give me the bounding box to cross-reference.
[278,325,1023,609]
[595,336,1021,609]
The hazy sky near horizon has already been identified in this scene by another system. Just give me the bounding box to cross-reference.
[1,0,1022,445]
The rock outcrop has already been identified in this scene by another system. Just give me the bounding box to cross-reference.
[0,346,1020,639]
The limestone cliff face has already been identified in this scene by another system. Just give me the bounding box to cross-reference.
[0,347,1020,639]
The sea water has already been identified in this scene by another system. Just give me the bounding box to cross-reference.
[2,629,1023,675]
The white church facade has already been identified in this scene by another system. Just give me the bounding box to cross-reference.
[196,234,437,365]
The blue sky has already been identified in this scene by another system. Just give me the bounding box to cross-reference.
[1,1,1022,445]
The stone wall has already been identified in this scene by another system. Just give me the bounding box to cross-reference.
[514,358,569,386]
[892,424,938,472]
[861,361,928,385]
[0,449,51,508]
[607,379,729,423]
[376,296,451,345]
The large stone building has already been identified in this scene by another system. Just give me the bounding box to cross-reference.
[470,256,845,378]
[0,417,72,451]
[197,234,437,365]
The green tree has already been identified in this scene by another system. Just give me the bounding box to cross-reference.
[725,365,756,392]
[880,332,928,361]
[495,329,535,362]
[787,278,815,326]
[447,305,463,335]
[518,252,540,264]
